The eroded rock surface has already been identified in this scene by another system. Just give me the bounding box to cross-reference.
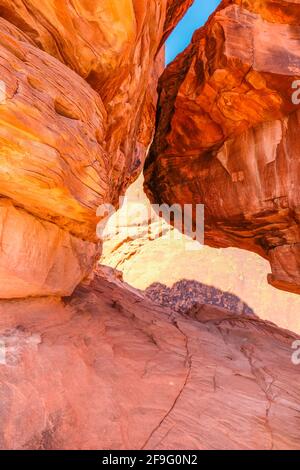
[0,0,191,202]
[0,200,99,299]
[0,17,107,297]
[0,271,299,450]
[1,0,300,452]
[0,18,108,241]
[145,0,300,294]
[0,1,192,298]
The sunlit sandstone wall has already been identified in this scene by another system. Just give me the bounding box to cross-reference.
[0,0,192,298]
[145,0,300,295]
[102,176,300,334]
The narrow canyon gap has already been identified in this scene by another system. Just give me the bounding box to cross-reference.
[0,0,299,451]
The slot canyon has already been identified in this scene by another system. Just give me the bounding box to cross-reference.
[0,0,299,451]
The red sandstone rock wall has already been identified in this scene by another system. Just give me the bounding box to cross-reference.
[101,176,300,335]
[145,0,300,294]
[0,269,299,450]
[0,1,192,299]
[0,0,192,201]
[0,1,299,451]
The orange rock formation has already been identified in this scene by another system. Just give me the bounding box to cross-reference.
[0,1,190,298]
[0,0,299,451]
[145,0,300,294]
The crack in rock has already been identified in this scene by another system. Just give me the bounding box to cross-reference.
[141,319,192,450]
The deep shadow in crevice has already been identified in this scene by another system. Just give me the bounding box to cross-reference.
[145,279,256,317]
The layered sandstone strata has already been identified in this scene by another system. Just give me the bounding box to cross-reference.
[145,0,300,294]
[0,1,300,451]
[0,18,106,297]
[0,1,192,298]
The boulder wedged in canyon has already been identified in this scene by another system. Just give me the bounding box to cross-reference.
[0,270,299,450]
[161,0,194,49]
[0,1,192,298]
[145,0,300,295]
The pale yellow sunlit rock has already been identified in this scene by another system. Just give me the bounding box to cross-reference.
[102,176,300,334]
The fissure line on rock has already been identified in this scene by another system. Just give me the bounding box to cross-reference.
[241,345,276,450]
[140,319,192,450]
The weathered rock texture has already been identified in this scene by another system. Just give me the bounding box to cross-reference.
[161,0,194,49]
[0,1,192,298]
[0,270,299,450]
[145,280,255,316]
[1,0,300,452]
[145,0,300,295]
[0,0,192,199]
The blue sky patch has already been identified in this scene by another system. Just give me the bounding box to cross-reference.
[166,0,221,64]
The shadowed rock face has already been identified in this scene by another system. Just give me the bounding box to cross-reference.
[0,1,192,298]
[145,280,255,316]
[161,0,194,49]
[0,270,299,450]
[145,0,300,294]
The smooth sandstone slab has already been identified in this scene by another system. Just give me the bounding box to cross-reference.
[0,272,299,449]
[0,17,108,242]
[0,200,99,298]
[0,1,193,202]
